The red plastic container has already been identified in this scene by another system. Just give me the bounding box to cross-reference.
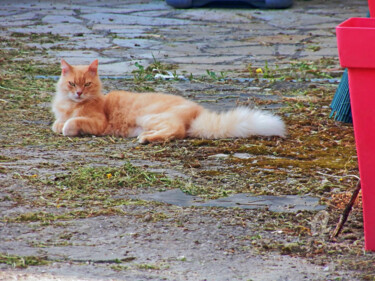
[336,17,375,251]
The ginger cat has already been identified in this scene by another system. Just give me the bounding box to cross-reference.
[52,59,286,143]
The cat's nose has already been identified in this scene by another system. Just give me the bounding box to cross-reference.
[77,91,83,96]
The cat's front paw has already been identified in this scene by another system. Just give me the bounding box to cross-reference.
[137,135,150,144]
[52,121,64,134]
[137,130,157,144]
[62,119,80,136]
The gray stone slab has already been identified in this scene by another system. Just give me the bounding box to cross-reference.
[78,2,170,14]
[113,38,161,49]
[81,13,190,26]
[167,55,245,65]
[98,61,141,76]
[92,24,148,37]
[63,35,113,50]
[42,15,83,24]
[135,189,326,213]
[175,9,262,24]
[9,23,92,35]
[0,20,35,27]
[46,50,112,65]
[252,10,339,29]
[27,35,112,51]
[2,11,37,21]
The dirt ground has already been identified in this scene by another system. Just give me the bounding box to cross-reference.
[1,1,375,280]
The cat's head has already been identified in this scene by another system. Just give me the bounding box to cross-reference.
[57,59,102,102]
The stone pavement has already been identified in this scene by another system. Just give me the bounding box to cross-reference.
[1,0,368,76]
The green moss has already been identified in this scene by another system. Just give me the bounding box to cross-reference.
[237,144,273,155]
[0,155,17,162]
[249,156,350,170]
[10,32,67,43]
[136,263,168,270]
[190,139,217,146]
[50,161,182,194]
[29,240,72,248]
[111,264,129,271]
[200,170,222,176]
[0,254,50,268]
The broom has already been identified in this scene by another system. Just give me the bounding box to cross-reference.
[330,10,372,123]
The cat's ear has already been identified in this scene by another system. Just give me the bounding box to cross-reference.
[88,59,99,76]
[61,59,71,76]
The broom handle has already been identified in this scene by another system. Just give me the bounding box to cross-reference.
[369,0,375,17]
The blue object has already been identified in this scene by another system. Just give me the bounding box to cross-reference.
[330,69,352,123]
[166,0,293,9]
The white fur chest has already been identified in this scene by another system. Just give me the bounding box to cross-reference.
[52,92,76,121]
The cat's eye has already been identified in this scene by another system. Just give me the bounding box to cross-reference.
[84,82,92,87]
[69,81,75,87]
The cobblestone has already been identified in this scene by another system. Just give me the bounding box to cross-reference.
[1,0,367,76]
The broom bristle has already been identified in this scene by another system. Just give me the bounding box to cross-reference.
[330,69,353,123]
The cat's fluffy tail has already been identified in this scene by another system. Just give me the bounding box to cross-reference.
[187,107,286,139]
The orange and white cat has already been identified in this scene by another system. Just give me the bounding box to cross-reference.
[52,59,286,143]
